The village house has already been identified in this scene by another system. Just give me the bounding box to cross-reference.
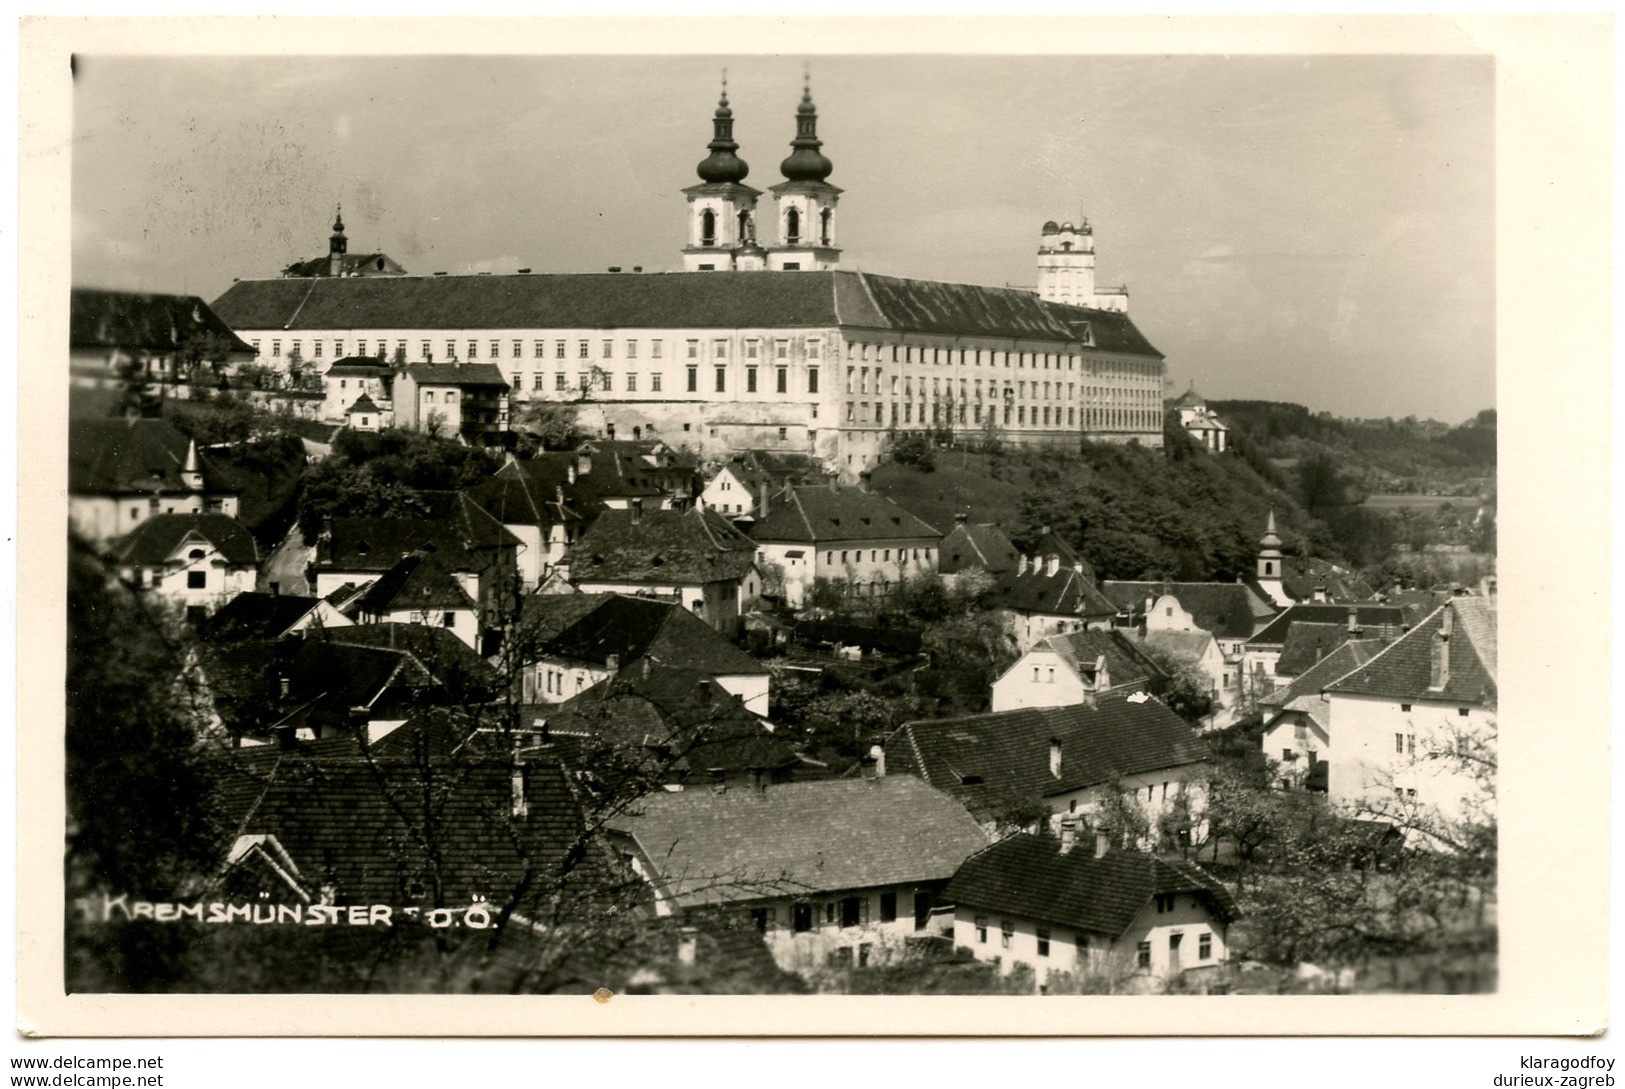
[70,286,256,395]
[945,825,1239,991]
[990,628,1168,713]
[556,505,762,635]
[570,439,701,510]
[883,694,1213,846]
[110,512,258,619]
[1319,598,1496,824]
[994,527,1118,650]
[1241,603,1407,696]
[465,457,596,588]
[1257,636,1392,791]
[606,776,988,976]
[391,362,511,445]
[1172,385,1230,453]
[322,357,393,422]
[517,593,770,713]
[70,420,241,545]
[699,449,828,518]
[748,483,941,608]
[937,515,1020,582]
[347,551,483,650]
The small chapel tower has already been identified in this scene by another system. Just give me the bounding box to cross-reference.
[768,72,842,271]
[327,206,348,278]
[681,75,763,272]
[1036,218,1129,311]
[1258,509,1285,580]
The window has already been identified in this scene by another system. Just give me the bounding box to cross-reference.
[555,374,567,391]
[1458,707,1471,717]
[651,340,663,359]
[1155,894,1177,914]
[626,373,637,392]
[775,339,788,360]
[1000,919,1013,948]
[746,366,758,393]
[271,339,282,358]
[1036,927,1051,957]
[1198,932,1212,960]
[600,373,612,391]
[975,915,988,943]
[825,902,836,925]
[442,612,456,628]
[1395,733,1406,754]
[421,340,432,359]
[792,902,813,933]
[714,367,727,392]
[555,340,566,359]
[186,570,206,589]
[651,372,663,392]
[425,391,436,404]
[879,892,897,923]
[466,340,478,359]
[778,426,787,441]
[446,340,456,359]
[313,341,324,358]
[808,367,820,393]
[1137,941,1152,971]
[601,339,613,358]
[533,373,545,390]
[626,340,637,359]
[840,896,867,928]
[751,907,774,933]
[1401,703,1412,712]
[533,340,544,358]
[251,339,260,355]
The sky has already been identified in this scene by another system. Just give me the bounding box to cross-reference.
[71,52,1494,422]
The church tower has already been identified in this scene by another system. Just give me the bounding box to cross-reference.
[768,73,842,271]
[1036,218,1129,311]
[1257,509,1284,580]
[681,76,763,272]
[327,206,348,277]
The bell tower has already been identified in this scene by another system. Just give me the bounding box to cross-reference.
[1257,509,1284,580]
[328,206,348,277]
[681,74,762,272]
[768,72,842,271]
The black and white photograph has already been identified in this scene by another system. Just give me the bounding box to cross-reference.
[16,14,1611,1046]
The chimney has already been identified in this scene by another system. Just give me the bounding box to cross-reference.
[642,656,652,680]
[1018,555,1030,576]
[278,675,290,700]
[1093,654,1110,693]
[606,652,620,676]
[1059,817,1081,854]
[630,499,643,525]
[696,678,712,704]
[1429,606,1453,690]
[511,758,529,817]
[1046,554,1059,577]
[577,452,592,478]
[1049,737,1062,779]
[1093,830,1111,859]
[954,512,968,526]
[868,743,886,778]
[1347,606,1361,636]
[758,481,770,518]
[566,460,578,484]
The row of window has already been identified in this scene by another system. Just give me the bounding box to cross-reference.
[819,547,936,567]
[847,370,1087,403]
[843,401,1082,429]
[254,336,828,365]
[761,890,915,934]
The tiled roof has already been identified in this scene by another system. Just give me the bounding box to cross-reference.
[325,623,499,699]
[1258,638,1391,711]
[944,834,1238,938]
[1325,600,1496,706]
[567,507,758,586]
[324,358,393,376]
[319,492,519,572]
[212,751,592,907]
[939,522,1019,576]
[573,442,699,503]
[1247,604,1408,650]
[210,272,1163,355]
[468,457,602,528]
[1275,622,1356,677]
[607,776,988,906]
[1141,629,1216,663]
[201,592,320,643]
[112,513,259,567]
[529,593,767,676]
[996,565,1117,619]
[281,252,404,278]
[887,696,1211,821]
[749,485,941,544]
[71,288,255,356]
[1101,581,1277,640]
[69,418,235,497]
[345,393,382,414]
[399,363,510,388]
[1277,556,1377,604]
[1040,629,1167,691]
[354,552,478,614]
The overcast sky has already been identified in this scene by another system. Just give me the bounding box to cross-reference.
[71,53,1493,422]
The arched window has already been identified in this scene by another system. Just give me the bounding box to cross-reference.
[785,207,800,244]
[188,549,205,561]
[820,208,832,246]
[701,209,716,246]
[738,209,751,241]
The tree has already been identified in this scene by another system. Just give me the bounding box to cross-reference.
[1136,641,1215,724]
[889,432,936,471]
[515,399,589,452]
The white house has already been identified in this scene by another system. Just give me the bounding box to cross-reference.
[1172,386,1229,452]
[991,628,1166,712]
[945,827,1238,991]
[111,512,259,618]
[748,484,940,608]
[69,421,241,546]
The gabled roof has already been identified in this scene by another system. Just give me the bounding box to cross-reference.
[996,565,1117,619]
[1246,603,1408,650]
[1034,629,1168,691]
[112,513,259,567]
[1141,629,1217,663]
[1276,556,1377,605]
[324,357,393,377]
[210,271,1163,356]
[749,485,941,544]
[69,417,235,497]
[938,522,1019,576]
[201,592,321,643]
[1275,622,1357,677]
[325,623,499,700]
[887,696,1211,821]
[319,492,519,572]
[567,507,758,586]
[353,551,478,614]
[944,834,1238,938]
[607,776,988,907]
[212,752,590,907]
[1258,637,1392,711]
[398,363,509,388]
[1101,581,1278,641]
[1325,599,1496,706]
[70,287,255,356]
[526,593,766,677]
[345,393,382,415]
[468,457,601,528]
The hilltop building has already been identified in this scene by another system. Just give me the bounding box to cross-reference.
[281,208,407,279]
[209,76,1167,474]
[1173,386,1229,452]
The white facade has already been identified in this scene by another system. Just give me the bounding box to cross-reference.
[991,646,1097,712]
[700,465,760,516]
[71,489,239,548]
[1323,692,1496,825]
[572,569,761,635]
[755,537,937,609]
[757,885,947,976]
[118,538,257,616]
[1034,220,1131,312]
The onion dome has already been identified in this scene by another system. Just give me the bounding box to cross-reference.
[329,205,347,255]
[696,80,750,184]
[779,77,834,183]
[1041,220,1060,234]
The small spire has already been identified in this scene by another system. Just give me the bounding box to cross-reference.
[184,438,199,474]
[333,203,344,234]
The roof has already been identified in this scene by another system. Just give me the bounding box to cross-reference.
[324,623,499,700]
[200,592,321,643]
[1036,629,1167,691]
[1276,556,1378,605]
[210,271,1163,356]
[345,393,382,414]
[1325,599,1497,706]
[1101,581,1278,641]
[398,363,510,388]
[996,565,1117,619]
[212,751,591,907]
[467,458,595,529]
[749,484,941,544]
[1258,637,1391,711]
[1275,622,1357,677]
[353,551,479,613]
[324,358,393,376]
[69,417,235,497]
[112,513,259,567]
[528,593,767,676]
[938,522,1019,576]
[1247,604,1408,650]
[567,507,759,586]
[1141,629,1216,663]
[319,492,519,571]
[281,252,404,278]
[887,695,1211,821]
[607,776,988,906]
[571,443,698,504]
[70,287,255,356]
[944,834,1239,938]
